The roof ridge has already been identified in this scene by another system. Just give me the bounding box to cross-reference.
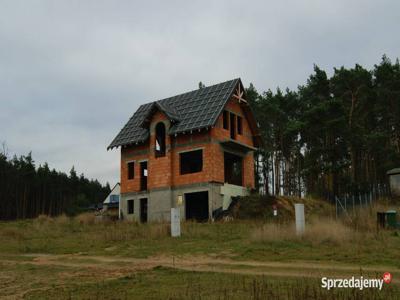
[107,78,242,150]
[154,101,180,121]
[135,78,240,107]
[156,78,239,104]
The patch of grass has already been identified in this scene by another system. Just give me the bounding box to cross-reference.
[0,254,35,262]
[0,203,399,268]
[0,206,399,299]
[0,262,82,299]
[24,266,400,300]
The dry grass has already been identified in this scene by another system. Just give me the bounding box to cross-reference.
[54,214,69,224]
[0,206,398,267]
[251,198,400,246]
[35,214,52,224]
[0,227,25,240]
[278,196,335,218]
[305,218,358,245]
[343,201,399,232]
[10,264,400,300]
[102,222,170,242]
[251,223,297,242]
[251,218,364,246]
[75,212,96,225]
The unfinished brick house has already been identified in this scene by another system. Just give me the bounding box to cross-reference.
[108,78,261,222]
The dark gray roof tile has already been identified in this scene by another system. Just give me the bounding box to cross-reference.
[108,78,241,149]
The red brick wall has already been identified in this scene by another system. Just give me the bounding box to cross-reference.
[210,97,255,188]
[212,98,254,146]
[120,97,256,192]
[120,143,149,194]
[148,111,172,189]
[243,151,255,188]
[171,142,216,186]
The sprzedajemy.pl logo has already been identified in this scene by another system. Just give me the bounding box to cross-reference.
[321,272,392,290]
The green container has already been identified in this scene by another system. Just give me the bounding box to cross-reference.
[386,210,397,228]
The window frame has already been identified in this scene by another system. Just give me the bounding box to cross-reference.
[155,122,166,157]
[223,110,229,130]
[237,115,243,135]
[229,112,236,139]
[127,161,135,180]
[110,194,120,203]
[179,149,203,175]
[140,160,148,191]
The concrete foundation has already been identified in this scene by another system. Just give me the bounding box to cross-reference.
[120,182,250,222]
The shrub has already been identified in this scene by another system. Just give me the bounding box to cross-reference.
[232,194,275,219]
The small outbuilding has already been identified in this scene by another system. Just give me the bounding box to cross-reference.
[387,168,400,197]
[103,183,121,217]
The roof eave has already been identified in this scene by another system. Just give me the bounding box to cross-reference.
[107,137,149,151]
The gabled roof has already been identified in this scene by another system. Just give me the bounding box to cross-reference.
[108,78,259,150]
[103,183,120,204]
[139,101,181,127]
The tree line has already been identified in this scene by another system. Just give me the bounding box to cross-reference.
[248,56,400,200]
[2,56,399,220]
[0,148,110,220]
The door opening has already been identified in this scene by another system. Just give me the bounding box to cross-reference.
[224,152,243,186]
[185,191,209,222]
[140,198,148,223]
[140,161,148,191]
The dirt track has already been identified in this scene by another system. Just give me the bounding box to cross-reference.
[1,253,399,299]
[6,253,400,280]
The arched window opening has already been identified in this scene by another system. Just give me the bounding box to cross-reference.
[155,122,166,157]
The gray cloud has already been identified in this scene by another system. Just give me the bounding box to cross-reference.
[1,0,399,184]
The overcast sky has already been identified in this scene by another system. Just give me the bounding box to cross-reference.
[1,1,399,185]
